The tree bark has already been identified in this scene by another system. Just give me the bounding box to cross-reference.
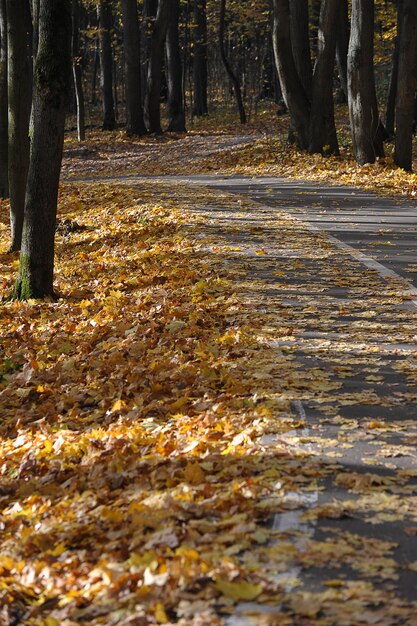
[145,0,170,134]
[6,0,33,251]
[336,0,349,101]
[218,0,246,124]
[98,0,115,130]
[348,0,384,165]
[142,0,158,88]
[32,0,40,60]
[272,0,310,148]
[289,0,312,100]
[192,0,208,116]
[309,0,339,155]
[0,0,7,198]
[385,0,403,138]
[394,0,417,171]
[166,0,186,132]
[121,0,146,136]
[72,0,85,141]
[12,0,71,300]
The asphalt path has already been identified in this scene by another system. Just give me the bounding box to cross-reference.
[74,173,417,622]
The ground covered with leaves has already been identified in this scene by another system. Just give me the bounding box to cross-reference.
[1,122,417,625]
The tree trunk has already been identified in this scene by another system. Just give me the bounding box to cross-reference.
[218,0,246,124]
[6,0,33,251]
[98,0,115,130]
[385,0,403,138]
[348,0,384,165]
[145,0,170,134]
[309,0,339,155]
[32,0,40,60]
[394,0,417,171]
[289,0,312,100]
[72,0,85,141]
[310,0,321,56]
[12,0,71,300]
[336,0,349,101]
[142,0,158,81]
[272,0,310,148]
[166,0,186,132]
[121,0,146,135]
[0,0,7,198]
[192,0,207,116]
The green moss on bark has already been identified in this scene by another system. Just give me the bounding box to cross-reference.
[8,255,56,301]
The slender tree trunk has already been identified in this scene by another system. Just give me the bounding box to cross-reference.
[289,0,312,100]
[91,40,99,106]
[309,0,339,155]
[348,0,384,165]
[166,0,186,132]
[6,0,33,251]
[0,0,7,198]
[142,0,158,99]
[145,0,170,134]
[385,0,403,138]
[32,0,40,60]
[218,0,246,124]
[192,0,208,116]
[394,0,417,171]
[121,0,146,135]
[72,0,85,141]
[12,0,71,300]
[272,0,310,148]
[336,0,349,101]
[98,0,115,130]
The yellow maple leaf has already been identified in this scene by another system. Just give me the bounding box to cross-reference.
[214,579,263,601]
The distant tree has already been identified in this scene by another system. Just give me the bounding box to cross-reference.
[72,0,86,141]
[394,0,417,171]
[348,0,384,165]
[192,0,208,117]
[166,0,186,132]
[145,0,170,134]
[6,0,33,251]
[218,0,246,124]
[336,0,349,101]
[98,0,115,130]
[0,0,7,198]
[121,0,146,136]
[12,0,72,300]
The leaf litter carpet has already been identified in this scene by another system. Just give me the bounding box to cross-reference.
[1,179,417,625]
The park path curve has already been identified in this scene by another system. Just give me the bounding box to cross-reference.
[72,172,417,624]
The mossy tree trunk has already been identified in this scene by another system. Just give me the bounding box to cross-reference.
[6,0,33,251]
[12,0,71,301]
[0,0,7,198]
[121,0,146,136]
[166,0,186,132]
